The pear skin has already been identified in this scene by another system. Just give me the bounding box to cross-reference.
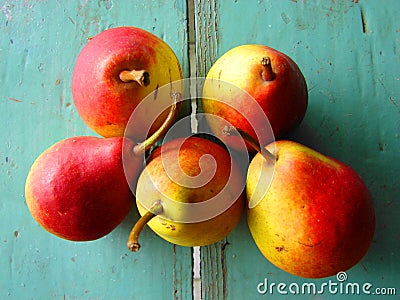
[246,140,376,278]
[132,136,245,248]
[72,26,183,138]
[25,137,139,241]
[202,44,307,151]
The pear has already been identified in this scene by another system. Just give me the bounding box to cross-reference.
[72,26,183,138]
[245,139,376,278]
[25,94,180,241]
[25,136,137,241]
[202,44,307,152]
[126,136,245,251]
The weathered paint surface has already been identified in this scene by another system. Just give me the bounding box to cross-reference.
[0,1,192,299]
[1,0,399,299]
[194,0,399,299]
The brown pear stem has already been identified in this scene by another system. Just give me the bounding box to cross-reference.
[119,69,150,87]
[132,91,181,155]
[127,200,163,252]
[261,57,276,81]
[223,126,276,164]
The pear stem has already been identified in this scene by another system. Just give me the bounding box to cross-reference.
[261,57,276,81]
[132,92,181,155]
[222,126,276,164]
[119,69,150,87]
[127,200,163,252]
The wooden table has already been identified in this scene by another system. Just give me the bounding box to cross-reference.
[1,1,399,299]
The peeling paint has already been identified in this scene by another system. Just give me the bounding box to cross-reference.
[8,97,22,102]
[99,0,113,10]
[0,3,14,24]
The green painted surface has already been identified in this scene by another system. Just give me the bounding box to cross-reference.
[1,0,399,299]
[194,0,399,299]
[0,1,191,299]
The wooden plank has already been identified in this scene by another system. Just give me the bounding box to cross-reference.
[193,2,226,299]
[194,0,400,299]
[0,1,192,299]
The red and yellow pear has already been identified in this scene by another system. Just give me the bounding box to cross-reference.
[72,26,183,139]
[244,139,376,278]
[202,44,308,151]
[25,95,179,241]
[25,136,137,241]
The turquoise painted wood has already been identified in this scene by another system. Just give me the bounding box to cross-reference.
[194,0,400,299]
[0,1,192,299]
[1,1,399,299]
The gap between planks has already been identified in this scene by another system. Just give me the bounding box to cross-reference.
[187,0,202,299]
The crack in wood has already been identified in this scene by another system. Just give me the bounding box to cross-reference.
[220,239,230,300]
[360,7,367,34]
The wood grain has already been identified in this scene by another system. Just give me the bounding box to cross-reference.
[0,1,192,299]
[1,0,399,298]
[194,0,399,299]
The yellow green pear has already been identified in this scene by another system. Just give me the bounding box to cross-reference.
[127,136,245,251]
